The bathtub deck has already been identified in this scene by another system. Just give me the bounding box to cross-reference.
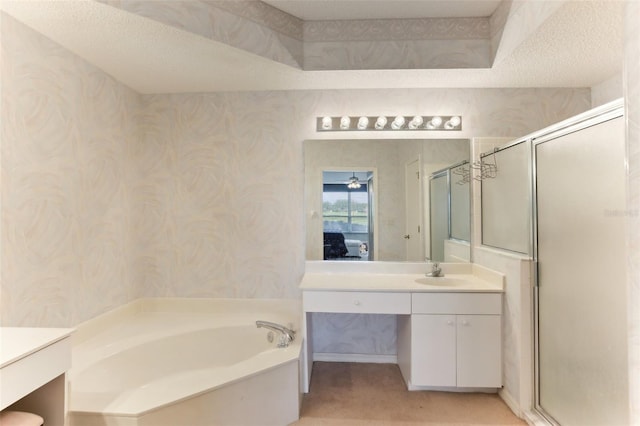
[68,299,302,425]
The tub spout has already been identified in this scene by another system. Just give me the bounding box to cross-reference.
[256,320,296,347]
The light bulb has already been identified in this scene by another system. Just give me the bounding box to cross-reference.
[340,116,351,130]
[321,116,332,130]
[391,116,405,130]
[357,116,369,130]
[375,116,387,130]
[426,116,442,129]
[444,116,461,129]
[408,116,423,129]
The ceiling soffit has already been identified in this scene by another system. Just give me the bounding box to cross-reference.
[101,0,494,70]
[0,0,623,93]
[302,17,489,42]
[262,0,502,21]
[204,0,303,40]
[95,0,303,68]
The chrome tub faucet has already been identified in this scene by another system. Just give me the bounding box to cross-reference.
[256,320,296,347]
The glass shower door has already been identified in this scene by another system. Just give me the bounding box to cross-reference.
[534,115,628,425]
[429,171,449,262]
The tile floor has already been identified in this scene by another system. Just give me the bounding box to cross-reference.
[293,362,527,426]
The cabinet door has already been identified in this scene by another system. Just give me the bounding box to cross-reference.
[411,314,456,387]
[456,315,501,388]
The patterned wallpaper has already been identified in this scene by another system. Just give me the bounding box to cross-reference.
[207,0,303,39]
[302,16,491,70]
[1,13,140,326]
[1,15,592,333]
[303,39,491,70]
[303,17,489,42]
[132,91,308,300]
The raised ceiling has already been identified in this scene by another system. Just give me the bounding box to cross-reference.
[0,0,625,93]
[261,0,502,20]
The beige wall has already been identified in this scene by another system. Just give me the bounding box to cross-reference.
[624,2,640,422]
[138,89,588,301]
[591,73,624,108]
[1,14,140,326]
[1,15,592,327]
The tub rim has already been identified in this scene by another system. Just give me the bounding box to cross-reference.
[68,298,302,417]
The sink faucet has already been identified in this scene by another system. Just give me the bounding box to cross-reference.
[256,320,296,347]
[425,261,443,277]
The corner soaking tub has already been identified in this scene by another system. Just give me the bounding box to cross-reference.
[68,298,302,426]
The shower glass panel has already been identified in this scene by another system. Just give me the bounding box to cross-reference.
[429,171,449,262]
[449,167,470,241]
[535,116,628,425]
[481,141,530,254]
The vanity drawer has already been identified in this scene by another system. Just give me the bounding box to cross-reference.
[412,293,502,315]
[303,291,411,314]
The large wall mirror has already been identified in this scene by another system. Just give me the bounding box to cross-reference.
[304,139,470,262]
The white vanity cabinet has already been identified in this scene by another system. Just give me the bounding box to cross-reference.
[455,314,501,387]
[398,292,502,389]
[299,265,505,393]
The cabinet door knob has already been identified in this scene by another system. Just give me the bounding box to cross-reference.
[354,300,361,306]
[446,320,454,325]
[461,320,469,326]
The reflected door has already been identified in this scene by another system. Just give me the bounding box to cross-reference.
[535,116,628,425]
[405,158,422,261]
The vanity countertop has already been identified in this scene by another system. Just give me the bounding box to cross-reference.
[0,327,74,368]
[300,261,504,293]
[300,272,503,293]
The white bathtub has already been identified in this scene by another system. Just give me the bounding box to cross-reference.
[68,298,302,426]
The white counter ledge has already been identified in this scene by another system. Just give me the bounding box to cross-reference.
[0,327,73,369]
[299,261,504,293]
[0,327,74,426]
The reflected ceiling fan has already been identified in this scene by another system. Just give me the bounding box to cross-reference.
[346,172,361,189]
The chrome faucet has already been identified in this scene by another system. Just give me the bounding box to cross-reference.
[425,261,443,277]
[256,320,296,348]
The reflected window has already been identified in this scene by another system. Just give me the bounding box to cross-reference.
[322,184,368,233]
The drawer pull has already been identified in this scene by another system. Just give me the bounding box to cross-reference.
[354,300,361,306]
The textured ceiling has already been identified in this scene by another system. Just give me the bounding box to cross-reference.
[0,0,625,94]
[261,0,502,20]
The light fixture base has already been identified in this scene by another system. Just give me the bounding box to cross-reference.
[316,115,462,132]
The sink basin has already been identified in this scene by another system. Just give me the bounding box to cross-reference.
[414,277,464,286]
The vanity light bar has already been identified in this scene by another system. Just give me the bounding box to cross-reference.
[317,115,462,132]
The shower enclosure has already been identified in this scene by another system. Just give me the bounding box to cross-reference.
[533,100,628,425]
